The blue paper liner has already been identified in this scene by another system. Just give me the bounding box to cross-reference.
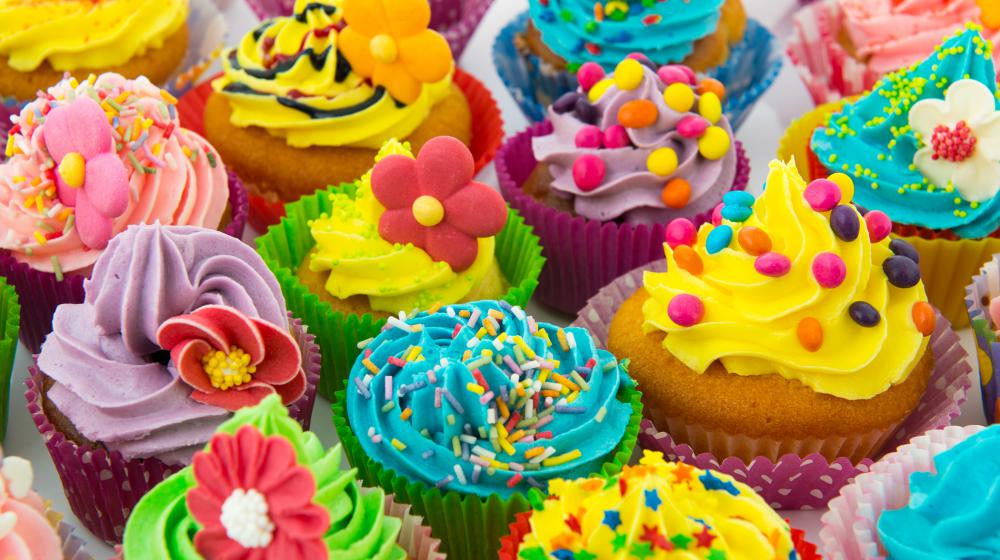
[966,255,1000,423]
[493,13,782,129]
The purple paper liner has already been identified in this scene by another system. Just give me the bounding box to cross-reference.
[965,254,1000,424]
[243,0,493,59]
[0,169,248,354]
[495,121,749,314]
[59,520,95,560]
[23,314,320,545]
[571,261,972,510]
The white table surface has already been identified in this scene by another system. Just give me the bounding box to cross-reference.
[2,0,987,557]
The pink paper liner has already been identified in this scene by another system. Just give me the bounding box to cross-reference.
[496,122,750,314]
[23,314,320,545]
[242,0,492,59]
[819,425,985,560]
[0,170,248,354]
[571,261,972,510]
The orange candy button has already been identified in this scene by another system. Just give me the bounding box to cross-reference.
[911,301,936,336]
[738,226,771,256]
[673,245,703,275]
[618,99,659,128]
[697,77,726,101]
[797,317,823,352]
[661,178,691,208]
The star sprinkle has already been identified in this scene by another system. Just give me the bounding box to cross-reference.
[611,533,627,553]
[644,488,662,511]
[551,550,574,560]
[707,550,727,560]
[640,524,673,551]
[670,533,693,549]
[630,542,654,560]
[699,471,739,496]
[575,550,597,560]
[602,509,622,531]
[695,526,717,549]
[518,546,547,560]
[672,462,695,484]
[565,513,582,534]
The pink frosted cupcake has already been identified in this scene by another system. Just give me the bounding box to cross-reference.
[0,72,248,352]
[788,0,1000,103]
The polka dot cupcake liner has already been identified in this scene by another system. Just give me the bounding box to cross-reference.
[0,170,248,355]
[495,121,749,314]
[572,260,972,510]
[0,277,18,440]
[819,425,986,560]
[966,255,1000,424]
[22,314,320,545]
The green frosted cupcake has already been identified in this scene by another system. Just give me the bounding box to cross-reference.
[0,276,19,438]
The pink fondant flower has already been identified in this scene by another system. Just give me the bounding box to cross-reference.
[372,136,508,271]
[156,305,306,412]
[188,425,330,559]
[42,97,129,250]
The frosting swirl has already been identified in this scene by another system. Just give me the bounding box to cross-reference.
[527,0,730,69]
[517,450,797,560]
[347,300,635,498]
[0,452,63,560]
[124,395,406,560]
[38,224,289,462]
[212,0,453,149]
[0,73,230,273]
[643,160,932,400]
[878,425,1000,559]
[534,58,737,224]
[0,0,187,72]
[811,27,1000,238]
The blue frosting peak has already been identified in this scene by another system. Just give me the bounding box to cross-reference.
[810,27,1000,238]
[878,425,1000,559]
[346,300,635,498]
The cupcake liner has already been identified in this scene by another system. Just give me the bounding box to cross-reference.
[493,13,782,129]
[23,314,320,545]
[499,511,822,560]
[572,261,972,510]
[243,0,492,59]
[380,492,447,560]
[819,425,985,560]
[0,277,19,439]
[0,170,248,355]
[176,68,504,230]
[966,255,1000,423]
[163,0,228,99]
[58,520,95,560]
[496,121,749,314]
[331,382,643,560]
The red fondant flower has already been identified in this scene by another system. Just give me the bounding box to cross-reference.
[42,97,129,250]
[188,425,330,559]
[156,305,306,412]
[372,136,508,271]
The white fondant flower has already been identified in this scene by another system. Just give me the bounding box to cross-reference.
[909,79,1000,202]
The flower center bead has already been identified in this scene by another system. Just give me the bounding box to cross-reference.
[369,34,398,64]
[202,346,257,390]
[930,121,977,162]
[57,152,86,188]
[219,488,275,549]
[411,195,444,227]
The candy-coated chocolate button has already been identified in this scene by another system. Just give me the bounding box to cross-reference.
[830,205,860,241]
[797,317,823,352]
[696,77,726,100]
[663,83,695,112]
[647,147,678,176]
[577,62,605,92]
[656,65,693,85]
[711,203,724,226]
[677,115,709,138]
[865,210,892,242]
[812,252,846,288]
[575,97,599,124]
[661,178,691,208]
[827,172,855,202]
[618,99,658,128]
[911,301,935,336]
[883,256,921,288]
[706,225,733,254]
[668,294,704,326]
[723,191,754,207]
[737,226,771,255]
[614,58,644,90]
[665,218,697,248]
[889,239,920,263]
[804,179,842,212]
[587,78,614,102]
[698,91,722,124]
[720,204,751,222]
[849,301,880,327]
[572,155,605,191]
[553,92,581,114]
[755,252,791,277]
[673,245,703,275]
[604,125,630,148]
[698,126,730,160]
[575,125,603,148]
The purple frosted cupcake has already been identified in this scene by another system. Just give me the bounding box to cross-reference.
[497,56,748,313]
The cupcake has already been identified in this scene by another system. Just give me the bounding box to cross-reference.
[966,254,1000,424]
[493,0,782,127]
[26,223,319,544]
[781,25,1000,327]
[821,424,997,559]
[500,450,821,560]
[788,0,1000,104]
[497,57,749,313]
[607,159,940,465]
[205,0,475,208]
[0,277,17,439]
[0,448,92,559]
[256,137,544,400]
[333,300,642,560]
[0,0,190,101]
[121,394,444,560]
[0,72,247,352]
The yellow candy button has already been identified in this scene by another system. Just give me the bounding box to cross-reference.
[663,83,695,113]
[614,58,644,91]
[57,152,86,189]
[827,172,855,203]
[412,195,444,227]
[369,34,398,64]
[588,78,614,102]
[699,92,722,124]
[698,126,730,160]
[646,147,678,176]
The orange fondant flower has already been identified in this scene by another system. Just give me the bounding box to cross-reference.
[338,0,453,104]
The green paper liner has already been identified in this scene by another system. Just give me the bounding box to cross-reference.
[256,184,545,401]
[331,382,643,560]
[0,277,19,438]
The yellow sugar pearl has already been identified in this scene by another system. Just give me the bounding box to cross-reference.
[699,91,722,124]
[827,172,855,202]
[613,58,644,91]
[646,147,678,176]
[57,152,85,189]
[369,34,398,64]
[663,83,695,113]
[412,195,444,227]
[698,126,730,160]
[588,78,614,102]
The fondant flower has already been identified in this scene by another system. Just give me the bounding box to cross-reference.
[156,305,306,412]
[372,136,508,271]
[338,0,452,104]
[909,79,1000,202]
[188,425,330,558]
[42,97,129,250]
